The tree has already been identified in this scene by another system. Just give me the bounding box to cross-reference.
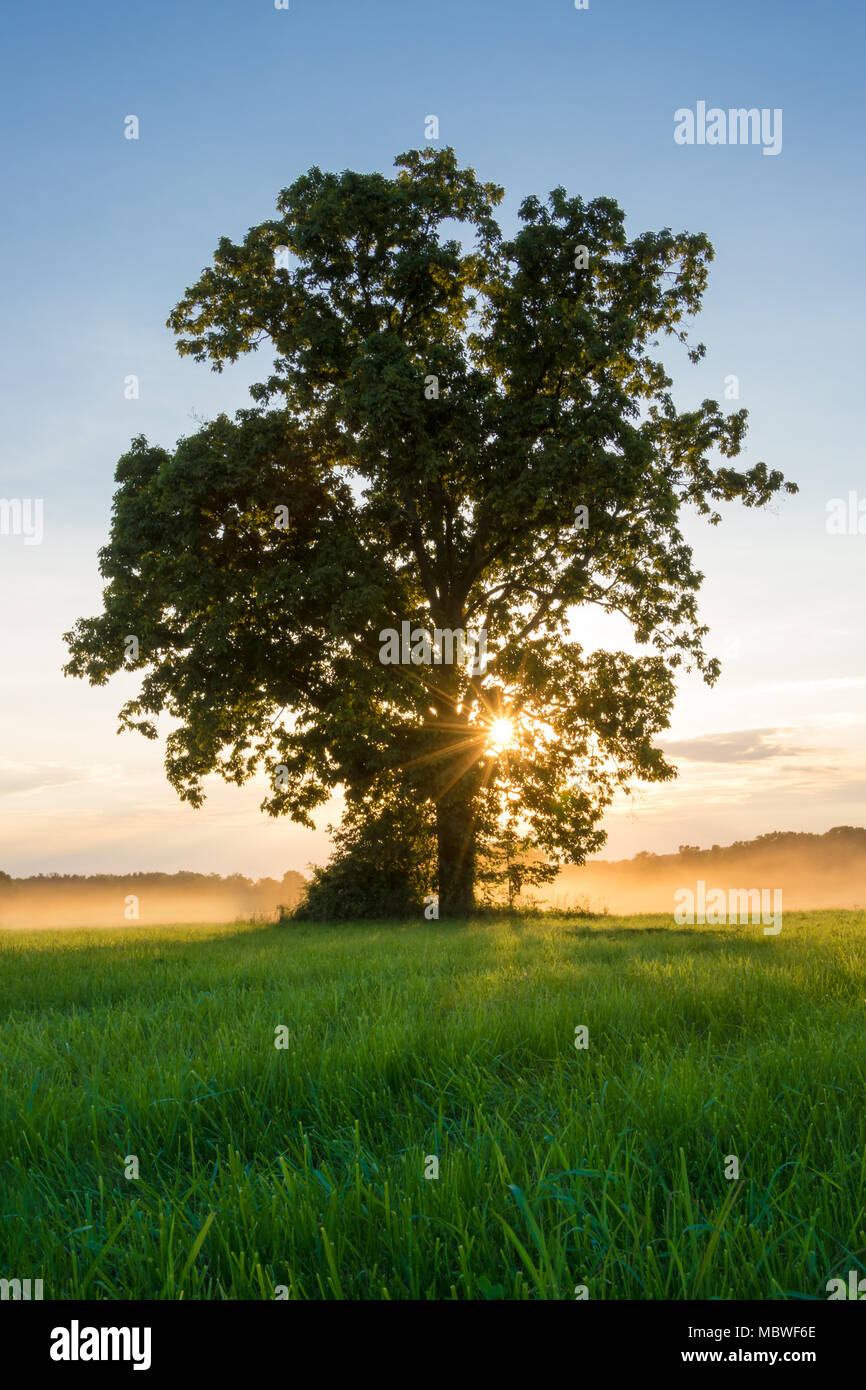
[475,814,560,911]
[63,147,796,917]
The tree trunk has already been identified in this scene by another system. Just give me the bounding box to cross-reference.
[436,789,476,917]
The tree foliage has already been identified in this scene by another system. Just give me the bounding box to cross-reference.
[64,148,796,915]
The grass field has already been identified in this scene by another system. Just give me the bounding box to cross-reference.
[1,910,865,1300]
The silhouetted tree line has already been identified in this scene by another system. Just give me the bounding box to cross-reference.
[632,826,866,868]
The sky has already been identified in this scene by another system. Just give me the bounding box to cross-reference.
[0,0,863,879]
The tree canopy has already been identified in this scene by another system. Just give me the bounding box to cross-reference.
[64,147,796,915]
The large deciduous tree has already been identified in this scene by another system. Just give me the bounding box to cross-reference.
[64,148,795,916]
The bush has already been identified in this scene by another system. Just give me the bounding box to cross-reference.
[292,793,436,921]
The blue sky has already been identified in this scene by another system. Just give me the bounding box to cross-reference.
[0,0,863,877]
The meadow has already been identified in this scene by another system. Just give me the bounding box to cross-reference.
[1,910,864,1300]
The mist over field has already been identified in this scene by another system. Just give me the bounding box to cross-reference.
[3,828,863,927]
[0,869,307,929]
[545,827,866,915]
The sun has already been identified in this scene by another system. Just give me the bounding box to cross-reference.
[488,717,515,753]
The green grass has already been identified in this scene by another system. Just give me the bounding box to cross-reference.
[1,910,865,1300]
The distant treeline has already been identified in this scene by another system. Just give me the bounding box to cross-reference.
[634,826,866,863]
[548,826,866,914]
[2,826,864,926]
[0,870,309,928]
